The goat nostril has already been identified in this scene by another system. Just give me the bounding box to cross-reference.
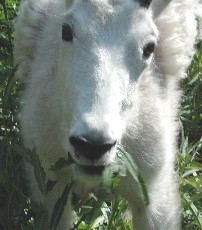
[69,135,116,161]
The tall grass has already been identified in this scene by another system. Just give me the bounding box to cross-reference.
[0,0,201,229]
[179,41,202,230]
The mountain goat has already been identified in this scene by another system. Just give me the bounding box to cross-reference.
[14,0,201,229]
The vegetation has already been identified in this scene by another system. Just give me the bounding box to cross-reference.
[0,0,201,229]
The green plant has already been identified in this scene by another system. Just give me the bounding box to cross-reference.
[179,40,202,230]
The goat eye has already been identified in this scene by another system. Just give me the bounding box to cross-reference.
[62,24,73,42]
[143,43,155,58]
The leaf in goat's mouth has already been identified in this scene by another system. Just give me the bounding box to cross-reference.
[49,152,75,171]
[49,148,149,206]
[50,153,105,176]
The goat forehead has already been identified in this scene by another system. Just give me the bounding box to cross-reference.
[69,0,143,25]
[65,0,155,43]
[72,0,136,9]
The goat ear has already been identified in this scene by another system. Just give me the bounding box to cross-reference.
[151,0,172,18]
[14,1,45,81]
[138,0,152,8]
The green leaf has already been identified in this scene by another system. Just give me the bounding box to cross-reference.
[117,147,149,206]
[49,182,74,230]
[183,194,202,228]
[14,144,33,165]
[32,149,47,196]
[102,166,113,189]
[49,155,74,171]
[46,179,57,194]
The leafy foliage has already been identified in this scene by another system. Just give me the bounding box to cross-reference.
[0,0,202,229]
[179,41,202,230]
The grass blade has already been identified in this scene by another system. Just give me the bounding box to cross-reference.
[117,147,149,206]
[49,182,74,230]
[32,149,47,196]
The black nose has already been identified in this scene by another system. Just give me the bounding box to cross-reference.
[69,135,117,161]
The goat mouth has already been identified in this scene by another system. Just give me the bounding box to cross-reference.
[68,152,107,175]
[78,165,105,175]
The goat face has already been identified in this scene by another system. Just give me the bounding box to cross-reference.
[58,0,158,173]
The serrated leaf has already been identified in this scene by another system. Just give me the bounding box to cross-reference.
[102,166,113,188]
[46,179,57,194]
[49,182,74,230]
[32,149,47,196]
[117,147,149,206]
[49,156,74,171]
[14,144,33,165]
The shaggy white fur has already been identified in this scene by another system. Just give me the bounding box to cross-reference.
[14,0,201,229]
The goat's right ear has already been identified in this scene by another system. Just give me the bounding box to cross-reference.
[150,0,172,18]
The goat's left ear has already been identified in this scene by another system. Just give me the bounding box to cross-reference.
[138,0,152,8]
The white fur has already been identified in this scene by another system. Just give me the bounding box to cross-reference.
[14,0,201,229]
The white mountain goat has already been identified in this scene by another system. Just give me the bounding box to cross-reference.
[14,0,201,229]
